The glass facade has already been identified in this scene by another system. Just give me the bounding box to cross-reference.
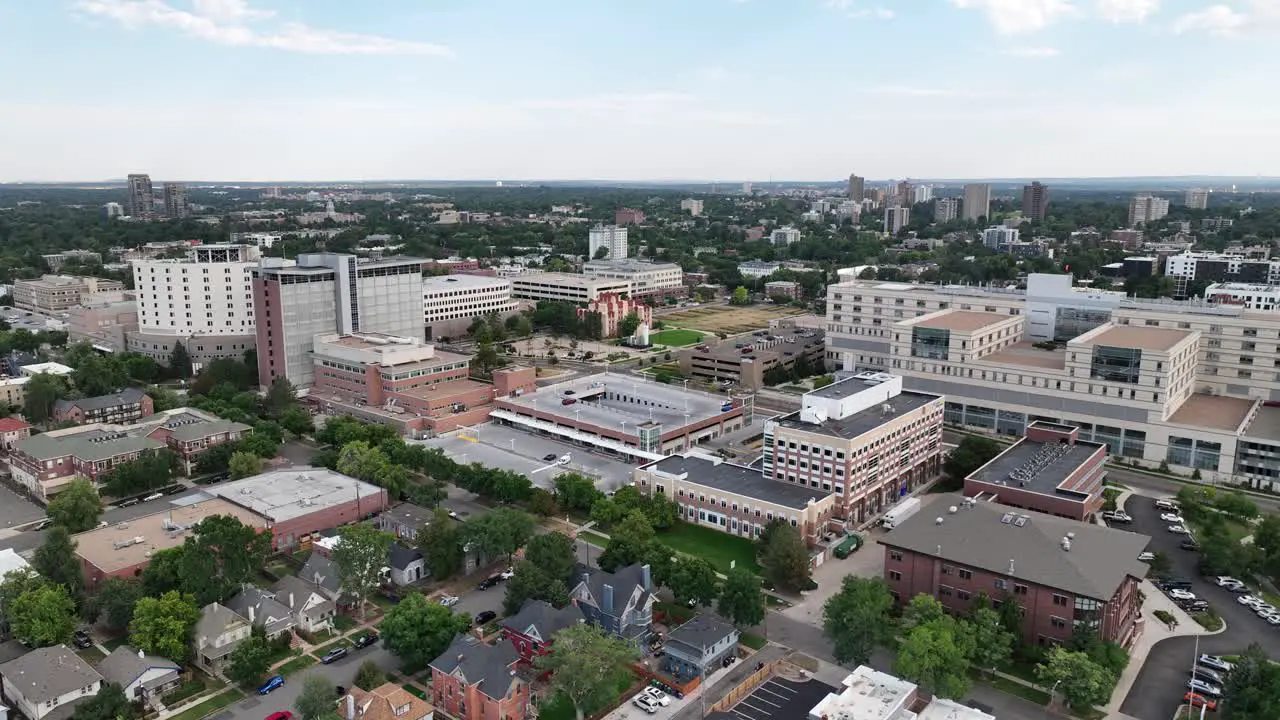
[1091,346,1143,384]
[996,410,1026,436]
[1055,307,1111,341]
[1167,436,1194,467]
[911,327,950,360]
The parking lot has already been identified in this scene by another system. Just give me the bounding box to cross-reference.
[1119,493,1280,720]
[716,677,836,720]
[419,423,640,491]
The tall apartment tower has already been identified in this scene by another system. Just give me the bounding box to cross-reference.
[934,197,959,223]
[588,225,629,260]
[252,253,425,388]
[162,182,190,218]
[1021,182,1050,221]
[912,185,933,204]
[848,174,865,201]
[884,207,910,236]
[962,183,991,222]
[1185,188,1210,210]
[895,181,915,207]
[126,174,153,217]
[1128,193,1171,227]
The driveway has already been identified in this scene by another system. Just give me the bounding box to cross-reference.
[1118,493,1280,719]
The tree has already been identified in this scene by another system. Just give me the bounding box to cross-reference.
[645,494,678,530]
[730,286,750,306]
[9,583,76,647]
[1037,648,1116,712]
[589,498,626,528]
[1223,642,1280,719]
[33,527,84,601]
[967,607,1015,675]
[597,511,655,572]
[894,618,974,700]
[417,508,464,581]
[380,593,471,672]
[100,449,178,497]
[758,521,811,593]
[524,532,577,586]
[997,595,1024,638]
[72,354,128,397]
[900,593,947,632]
[95,578,143,632]
[228,451,263,480]
[183,514,274,605]
[462,508,535,563]
[337,441,406,497]
[333,523,394,620]
[354,659,386,691]
[503,562,570,616]
[70,683,131,720]
[169,341,193,379]
[264,377,297,417]
[129,591,200,662]
[617,313,642,339]
[822,576,894,666]
[942,436,1003,490]
[554,473,602,513]
[46,478,103,533]
[280,405,314,436]
[668,557,719,607]
[296,674,337,720]
[717,569,765,628]
[527,488,558,516]
[227,634,274,687]
[22,372,68,426]
[534,623,639,720]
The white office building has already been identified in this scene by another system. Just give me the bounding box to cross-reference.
[588,225,628,261]
[883,207,910,236]
[771,227,802,245]
[422,274,518,340]
[1185,188,1210,210]
[104,202,124,218]
[1128,193,1171,226]
[982,226,1020,248]
[911,185,933,204]
[582,260,683,299]
[934,197,958,223]
[509,272,631,304]
[1204,283,1280,311]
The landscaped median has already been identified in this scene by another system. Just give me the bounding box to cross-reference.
[166,689,246,720]
[277,655,317,676]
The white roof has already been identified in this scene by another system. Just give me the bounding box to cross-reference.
[0,548,32,576]
[20,362,74,376]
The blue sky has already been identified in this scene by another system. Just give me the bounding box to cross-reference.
[2,0,1277,182]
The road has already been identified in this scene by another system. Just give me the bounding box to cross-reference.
[212,644,399,720]
[1118,493,1280,719]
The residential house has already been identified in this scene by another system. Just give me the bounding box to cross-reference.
[0,645,103,720]
[570,563,656,647]
[52,388,154,426]
[299,552,345,604]
[339,682,433,720]
[501,600,584,664]
[661,615,739,681]
[272,575,336,634]
[429,635,528,720]
[376,503,435,543]
[194,602,251,676]
[225,586,296,639]
[388,544,425,587]
[96,646,181,709]
[0,418,32,453]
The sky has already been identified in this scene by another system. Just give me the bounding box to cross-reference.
[2,0,1278,183]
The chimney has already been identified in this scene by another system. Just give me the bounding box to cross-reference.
[138,648,145,659]
[602,583,614,612]
[248,605,256,623]
[1008,558,1015,574]
[641,564,651,590]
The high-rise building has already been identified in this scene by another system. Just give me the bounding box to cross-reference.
[588,225,628,260]
[1185,188,1210,210]
[848,174,865,201]
[162,183,190,218]
[741,181,753,195]
[982,226,1020,249]
[912,185,933,204]
[422,275,518,340]
[934,197,959,223]
[895,181,914,206]
[771,227,802,245]
[884,207,910,236]
[962,183,991,222]
[126,174,153,217]
[103,202,124,218]
[1128,193,1171,227]
[1021,182,1050,221]
[252,253,425,388]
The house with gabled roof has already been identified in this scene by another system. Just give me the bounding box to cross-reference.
[193,602,251,676]
[271,575,336,634]
[225,585,296,639]
[0,645,102,720]
[429,635,528,720]
[339,682,433,720]
[501,600,584,664]
[96,646,180,709]
[569,563,656,648]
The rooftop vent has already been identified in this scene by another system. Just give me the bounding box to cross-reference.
[1014,515,1030,527]
[934,517,944,525]
[948,505,958,514]
[1000,512,1015,524]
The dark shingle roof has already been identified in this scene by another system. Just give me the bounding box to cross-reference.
[571,563,652,616]
[388,543,423,571]
[300,552,342,595]
[97,646,179,690]
[878,494,1151,600]
[502,600,584,643]
[54,387,147,414]
[665,615,738,658]
[0,645,103,703]
[429,635,522,700]
[225,586,295,636]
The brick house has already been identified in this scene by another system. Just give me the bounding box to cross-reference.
[429,635,528,720]
[0,417,32,452]
[339,682,433,720]
[501,600,585,665]
[879,493,1150,648]
[53,388,154,426]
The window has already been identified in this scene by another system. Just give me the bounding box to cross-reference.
[958,569,972,580]
[993,578,1007,591]
[956,590,971,601]
[1052,594,1068,607]
[889,550,903,562]
[1050,616,1067,629]
[1014,584,1028,595]
[888,570,902,581]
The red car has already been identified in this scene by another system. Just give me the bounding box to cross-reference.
[266,712,294,720]
[1184,692,1217,711]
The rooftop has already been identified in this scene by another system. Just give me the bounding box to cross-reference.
[1168,393,1257,433]
[809,666,914,720]
[666,614,738,656]
[498,373,735,434]
[510,272,627,289]
[582,259,681,273]
[422,274,511,291]
[0,645,102,704]
[642,454,831,510]
[428,635,522,700]
[981,341,1067,370]
[879,493,1150,599]
[74,498,267,573]
[55,388,148,414]
[968,437,1105,502]
[1246,404,1280,440]
[772,390,940,442]
[203,467,384,521]
[1082,325,1193,351]
[908,310,1011,333]
[324,332,425,351]
[687,329,826,364]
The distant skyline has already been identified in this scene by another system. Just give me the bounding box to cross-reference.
[3,0,1278,182]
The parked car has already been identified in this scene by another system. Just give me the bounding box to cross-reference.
[1156,499,1180,511]
[352,632,379,649]
[1214,576,1243,587]
[1198,655,1234,673]
[1137,552,1155,562]
[1168,524,1189,534]
[1184,692,1217,711]
[1239,595,1265,607]
[117,498,139,508]
[1160,513,1185,523]
[561,398,577,406]
[642,688,672,707]
[499,567,515,580]
[266,712,293,720]
[439,595,460,607]
[72,629,93,649]
[144,492,164,502]
[1186,679,1222,698]
[477,577,500,591]
[320,647,349,665]
[474,610,497,625]
[1102,511,1132,523]
[1179,540,1200,551]
[32,519,52,531]
[632,695,660,714]
[1157,579,1193,590]
[258,676,285,695]
[1181,601,1210,612]
[1192,667,1225,686]
[1168,589,1196,601]
[543,454,557,461]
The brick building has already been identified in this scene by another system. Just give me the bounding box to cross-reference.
[965,421,1108,521]
[501,600,585,665]
[577,293,652,339]
[429,635,529,720]
[614,208,646,226]
[54,388,154,426]
[0,417,32,452]
[879,494,1149,648]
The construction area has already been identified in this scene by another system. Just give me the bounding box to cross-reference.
[659,305,808,335]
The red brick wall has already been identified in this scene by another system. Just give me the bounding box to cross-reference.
[493,367,537,397]
[253,277,287,387]
[268,491,390,549]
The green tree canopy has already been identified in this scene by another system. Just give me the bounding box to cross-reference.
[228,451,263,479]
[379,593,471,672]
[69,683,131,720]
[226,634,273,687]
[354,660,386,691]
[94,577,144,632]
[758,521,811,593]
[462,507,535,563]
[1035,647,1116,712]
[417,507,464,581]
[32,526,84,602]
[9,583,76,647]
[717,568,765,628]
[23,373,69,426]
[894,616,975,700]
[295,674,337,720]
[129,591,200,662]
[822,576,894,666]
[523,531,577,586]
[45,478,103,533]
[332,523,395,620]
[668,557,719,608]
[534,623,640,720]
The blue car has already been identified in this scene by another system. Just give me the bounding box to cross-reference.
[258,675,285,695]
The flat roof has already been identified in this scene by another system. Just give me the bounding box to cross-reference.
[499,374,732,433]
[981,341,1067,370]
[1167,393,1256,432]
[205,467,384,521]
[911,310,1010,332]
[327,333,423,350]
[582,259,681,272]
[969,438,1105,502]
[396,377,492,401]
[510,272,625,289]
[686,329,826,363]
[642,454,831,510]
[74,498,266,573]
[1086,325,1192,351]
[423,274,510,291]
[1245,404,1280,440]
[772,389,940,441]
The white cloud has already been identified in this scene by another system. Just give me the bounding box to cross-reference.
[949,0,1075,33]
[75,0,451,56]
[1173,4,1251,35]
[1001,46,1062,57]
[1096,0,1159,22]
[823,0,895,19]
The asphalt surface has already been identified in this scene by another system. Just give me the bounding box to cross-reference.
[1119,493,1280,719]
[210,643,398,720]
[0,483,44,529]
[418,424,637,491]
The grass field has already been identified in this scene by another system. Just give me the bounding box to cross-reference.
[658,521,761,574]
[649,329,704,346]
[659,305,806,335]
[277,655,316,677]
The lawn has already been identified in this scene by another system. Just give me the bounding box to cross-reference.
[740,632,767,650]
[649,329,704,347]
[539,672,636,720]
[333,615,358,632]
[163,677,220,706]
[578,530,610,547]
[277,656,317,677]
[658,522,761,574]
[167,689,245,720]
[978,673,1050,705]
